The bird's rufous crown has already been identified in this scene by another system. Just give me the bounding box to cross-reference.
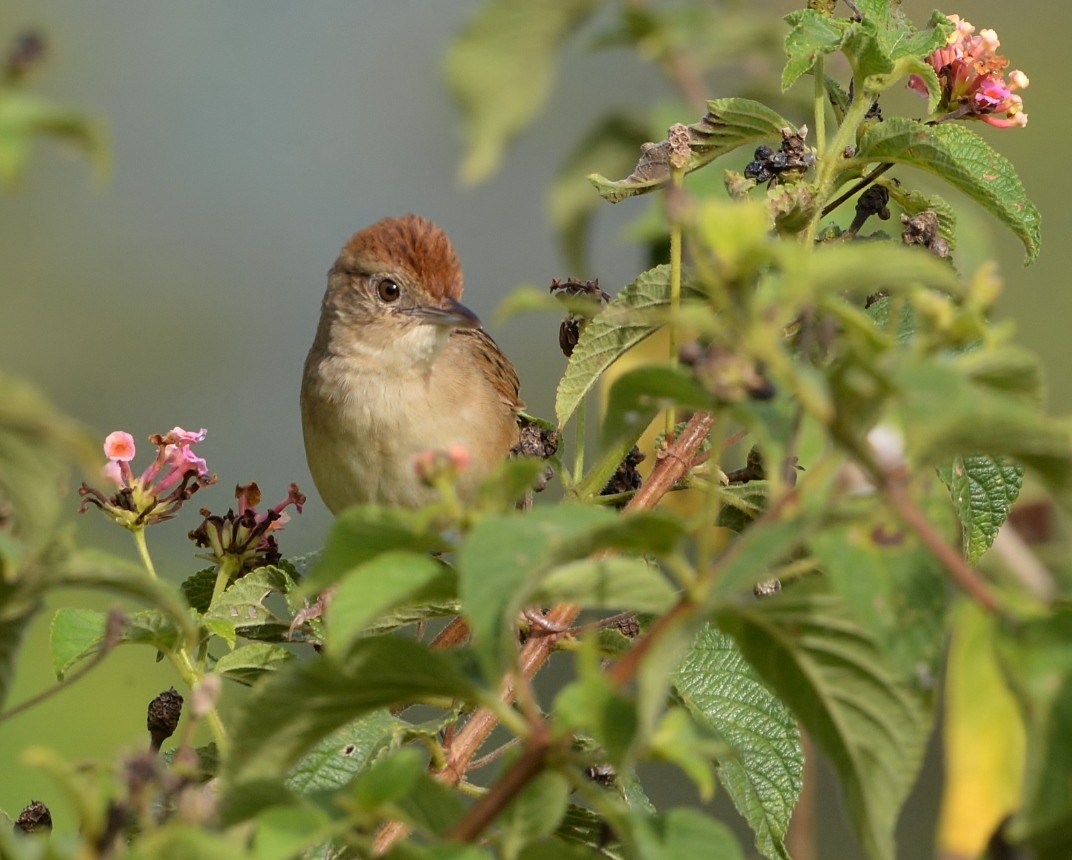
[338,214,464,301]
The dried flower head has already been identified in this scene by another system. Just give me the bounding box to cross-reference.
[188,482,305,572]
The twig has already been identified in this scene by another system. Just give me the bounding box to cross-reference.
[820,162,893,217]
[372,410,715,853]
[883,472,1002,614]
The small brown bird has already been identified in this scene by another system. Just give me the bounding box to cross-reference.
[301,215,523,512]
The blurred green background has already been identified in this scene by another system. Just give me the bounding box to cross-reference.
[1,1,1066,855]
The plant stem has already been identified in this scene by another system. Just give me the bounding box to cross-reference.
[211,555,243,608]
[132,528,158,579]
[882,472,1003,615]
[169,647,230,754]
[814,59,827,156]
[573,398,586,485]
[803,77,874,246]
[372,410,715,854]
[666,165,685,439]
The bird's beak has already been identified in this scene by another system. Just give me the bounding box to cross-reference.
[405,296,482,329]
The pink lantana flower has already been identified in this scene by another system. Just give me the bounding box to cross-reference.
[80,427,216,528]
[908,14,1029,128]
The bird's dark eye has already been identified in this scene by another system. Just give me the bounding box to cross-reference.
[376,278,401,303]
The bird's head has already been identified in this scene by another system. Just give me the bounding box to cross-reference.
[321,214,481,361]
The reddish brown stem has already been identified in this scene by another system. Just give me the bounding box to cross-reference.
[884,472,1001,614]
[372,411,715,853]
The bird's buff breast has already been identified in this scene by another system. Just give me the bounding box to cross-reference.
[301,353,498,511]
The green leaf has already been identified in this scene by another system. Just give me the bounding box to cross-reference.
[351,747,466,837]
[0,89,106,185]
[303,506,449,592]
[445,0,604,184]
[555,642,639,765]
[707,508,818,600]
[0,601,33,712]
[625,808,745,860]
[943,455,1023,563]
[0,373,95,553]
[286,709,403,795]
[49,607,182,679]
[181,567,217,613]
[715,591,929,860]
[996,609,1072,857]
[851,118,1041,263]
[535,557,677,615]
[549,113,652,273]
[894,358,1072,508]
[214,643,296,685]
[51,548,199,647]
[250,804,334,860]
[325,551,455,656]
[556,265,671,427]
[674,624,802,860]
[204,565,298,645]
[225,637,476,791]
[808,495,952,695]
[589,99,791,203]
[782,10,847,92]
[500,771,572,857]
[599,365,713,449]
[460,504,681,678]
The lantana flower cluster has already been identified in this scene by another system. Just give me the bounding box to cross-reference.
[79,428,216,529]
[189,481,305,572]
[909,14,1029,128]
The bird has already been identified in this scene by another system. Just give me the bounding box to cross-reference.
[300,214,523,513]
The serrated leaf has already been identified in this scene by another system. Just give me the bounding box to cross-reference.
[286,709,403,795]
[214,642,295,685]
[225,637,476,791]
[782,10,847,92]
[674,624,801,860]
[49,607,183,680]
[589,99,791,202]
[50,548,199,646]
[181,567,217,613]
[851,118,1041,263]
[944,455,1023,563]
[204,566,297,640]
[716,482,769,532]
[556,265,672,427]
[445,0,604,184]
[325,551,455,656]
[715,591,929,860]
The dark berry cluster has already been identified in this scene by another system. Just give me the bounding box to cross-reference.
[743,127,815,185]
